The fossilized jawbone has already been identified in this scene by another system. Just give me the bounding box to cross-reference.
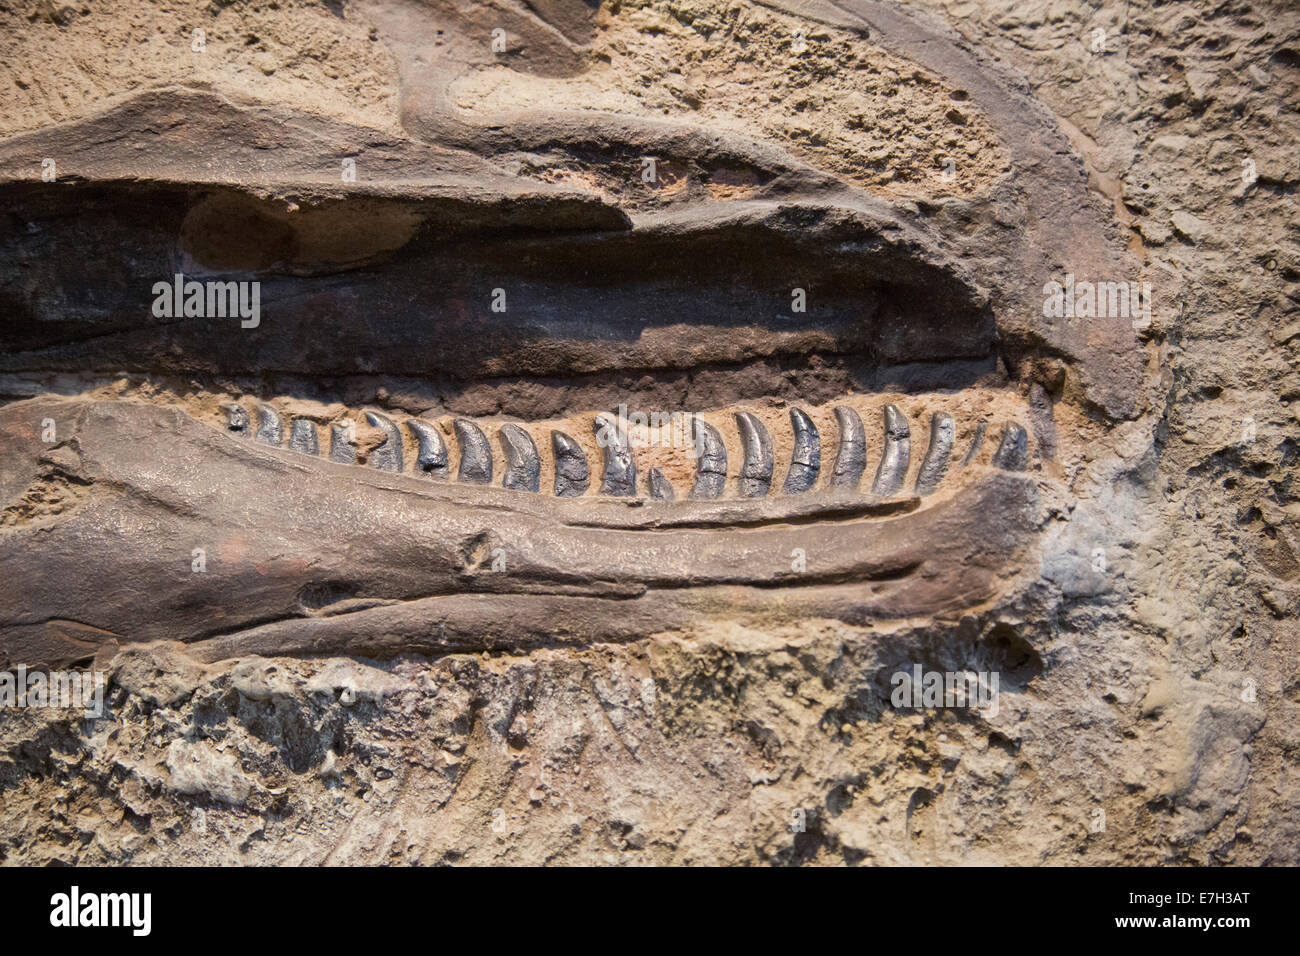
[0,0,1144,667]
[0,395,1041,666]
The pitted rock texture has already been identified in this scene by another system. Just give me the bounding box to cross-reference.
[0,0,1297,867]
[0,0,402,137]
[447,0,1013,199]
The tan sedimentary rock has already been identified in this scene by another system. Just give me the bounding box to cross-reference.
[0,0,1293,866]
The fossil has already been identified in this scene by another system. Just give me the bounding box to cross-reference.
[215,398,1025,503]
[0,393,1043,665]
[0,0,1143,673]
[1,0,1295,873]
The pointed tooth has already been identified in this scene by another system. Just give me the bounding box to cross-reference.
[689,416,727,499]
[735,412,774,498]
[647,467,675,501]
[991,423,1029,471]
[221,403,249,437]
[255,404,283,446]
[592,413,636,496]
[498,424,540,492]
[329,422,357,464]
[960,421,988,467]
[783,407,820,494]
[829,406,866,489]
[407,419,448,479]
[551,430,589,497]
[289,419,319,456]
[870,404,911,497]
[364,411,404,472]
[913,412,954,496]
[1029,383,1057,461]
[454,419,493,484]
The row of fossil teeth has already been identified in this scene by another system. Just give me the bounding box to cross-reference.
[219,402,1028,500]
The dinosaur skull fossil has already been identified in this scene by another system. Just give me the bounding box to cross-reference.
[0,0,1147,669]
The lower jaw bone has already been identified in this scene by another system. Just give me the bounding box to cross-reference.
[0,395,1046,666]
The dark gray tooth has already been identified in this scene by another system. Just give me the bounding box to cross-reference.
[221,403,249,437]
[454,419,493,484]
[689,416,727,500]
[255,405,283,446]
[829,406,866,489]
[289,419,319,456]
[961,421,988,467]
[991,423,1029,471]
[1028,382,1058,461]
[913,412,954,496]
[329,422,357,464]
[365,411,404,472]
[498,424,540,493]
[870,405,911,497]
[407,419,448,479]
[647,467,675,502]
[592,413,636,497]
[551,431,589,497]
[735,412,774,498]
[783,407,820,494]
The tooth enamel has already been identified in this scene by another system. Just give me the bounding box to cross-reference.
[1029,383,1058,461]
[255,404,283,446]
[498,423,540,492]
[454,419,493,484]
[289,419,319,456]
[551,430,589,497]
[783,407,820,494]
[689,416,727,499]
[735,412,774,498]
[593,413,636,497]
[647,467,675,501]
[329,422,357,463]
[870,404,911,497]
[829,405,866,489]
[991,423,1028,471]
[364,411,404,472]
[221,403,249,437]
[217,398,1019,505]
[913,412,954,496]
[960,420,987,467]
[407,419,448,479]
